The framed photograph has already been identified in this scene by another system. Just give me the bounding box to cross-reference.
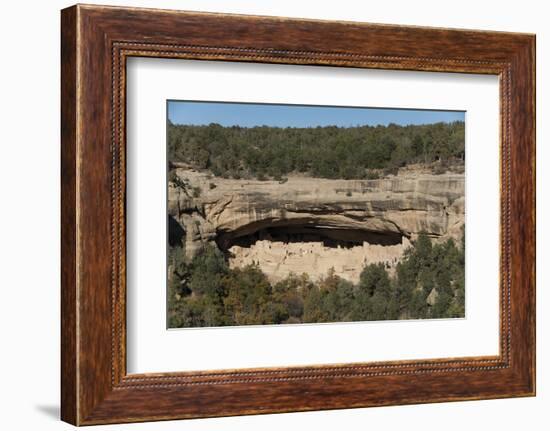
[61,4,535,425]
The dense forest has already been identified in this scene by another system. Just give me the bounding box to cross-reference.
[168,231,465,328]
[168,121,465,180]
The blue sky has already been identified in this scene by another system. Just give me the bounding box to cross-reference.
[168,101,464,128]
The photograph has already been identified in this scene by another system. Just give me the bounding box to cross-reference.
[166,101,466,328]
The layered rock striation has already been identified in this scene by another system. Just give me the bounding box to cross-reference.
[168,169,464,282]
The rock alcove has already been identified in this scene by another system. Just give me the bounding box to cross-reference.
[217,222,409,283]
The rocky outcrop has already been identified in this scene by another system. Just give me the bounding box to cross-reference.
[168,169,464,281]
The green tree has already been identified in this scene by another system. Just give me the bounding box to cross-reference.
[223,264,275,325]
[358,263,390,297]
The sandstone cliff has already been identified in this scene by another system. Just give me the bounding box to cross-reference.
[168,170,464,282]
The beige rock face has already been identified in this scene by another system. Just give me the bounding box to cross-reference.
[168,169,465,281]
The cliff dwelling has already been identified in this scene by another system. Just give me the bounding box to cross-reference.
[220,225,410,283]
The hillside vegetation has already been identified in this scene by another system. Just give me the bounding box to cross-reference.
[168,231,465,328]
[168,121,465,180]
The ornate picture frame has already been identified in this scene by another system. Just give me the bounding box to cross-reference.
[61,4,535,425]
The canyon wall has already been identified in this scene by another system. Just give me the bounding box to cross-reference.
[168,169,465,282]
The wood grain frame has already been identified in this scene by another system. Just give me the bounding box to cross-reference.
[61,4,535,426]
